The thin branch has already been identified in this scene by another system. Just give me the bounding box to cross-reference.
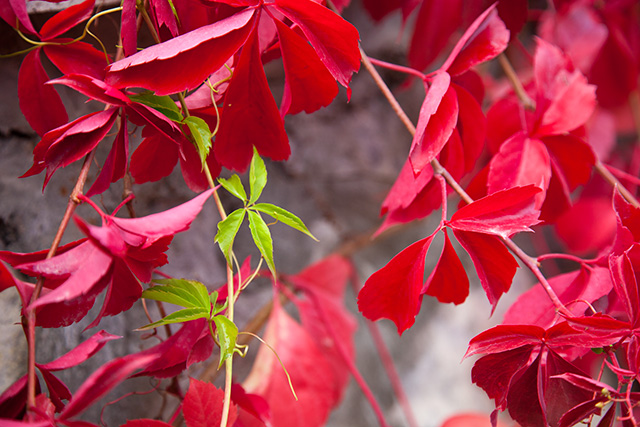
[497,53,535,110]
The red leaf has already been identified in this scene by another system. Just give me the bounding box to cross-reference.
[106,9,255,95]
[487,133,551,210]
[59,353,159,420]
[130,131,180,184]
[358,234,434,334]
[214,27,290,171]
[503,267,613,328]
[453,230,519,309]
[408,0,462,71]
[272,0,360,90]
[18,48,68,137]
[441,5,509,76]
[454,83,486,173]
[242,300,337,427]
[49,73,130,106]
[121,420,173,427]
[440,413,510,427]
[183,379,237,427]
[38,0,95,41]
[449,185,542,238]
[423,229,469,305]
[43,41,109,80]
[532,38,597,136]
[178,135,221,193]
[274,18,338,115]
[409,72,458,175]
[555,197,617,254]
[465,324,544,358]
[231,384,271,427]
[121,0,138,57]
[86,114,129,197]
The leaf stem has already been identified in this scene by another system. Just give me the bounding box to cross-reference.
[367,57,426,81]
[497,53,535,110]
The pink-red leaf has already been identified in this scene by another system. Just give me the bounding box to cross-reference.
[242,300,337,427]
[43,41,109,80]
[182,379,237,427]
[106,9,255,95]
[358,234,434,334]
[39,330,120,371]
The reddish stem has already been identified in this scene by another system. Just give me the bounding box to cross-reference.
[367,57,427,81]
[26,149,96,416]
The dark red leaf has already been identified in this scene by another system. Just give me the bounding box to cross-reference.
[555,197,617,254]
[23,108,119,189]
[39,330,120,371]
[39,0,95,41]
[182,379,237,427]
[272,0,360,90]
[449,185,542,238]
[453,83,486,173]
[130,131,180,184]
[358,234,434,334]
[423,229,469,305]
[49,73,130,106]
[274,18,338,115]
[18,48,68,137]
[231,384,271,427]
[465,324,544,358]
[121,0,138,57]
[453,230,519,309]
[409,72,458,175]
[106,9,255,95]
[214,27,290,171]
[178,135,221,193]
[43,41,109,80]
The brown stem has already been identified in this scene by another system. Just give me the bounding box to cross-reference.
[26,149,96,415]
[498,53,535,110]
[595,160,640,208]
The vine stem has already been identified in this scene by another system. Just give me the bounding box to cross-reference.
[359,46,572,317]
[25,149,96,416]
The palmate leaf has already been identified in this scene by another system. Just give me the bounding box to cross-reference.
[212,315,238,369]
[248,210,275,275]
[129,92,183,122]
[215,209,246,265]
[252,203,317,241]
[137,307,210,331]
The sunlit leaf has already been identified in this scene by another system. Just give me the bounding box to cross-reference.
[249,149,267,204]
[252,203,316,241]
[214,209,246,265]
[129,92,183,122]
[183,115,212,166]
[137,307,210,330]
[218,175,247,202]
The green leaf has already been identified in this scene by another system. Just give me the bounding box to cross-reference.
[183,116,212,166]
[144,279,211,310]
[136,307,210,330]
[251,203,317,241]
[247,210,275,275]
[249,149,267,204]
[218,175,247,202]
[129,92,183,122]
[212,315,238,369]
[214,209,246,265]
